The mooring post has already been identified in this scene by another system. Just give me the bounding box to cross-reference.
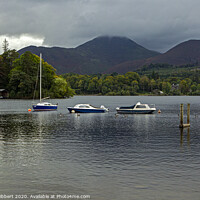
[179,103,190,128]
[187,103,190,124]
[179,103,183,128]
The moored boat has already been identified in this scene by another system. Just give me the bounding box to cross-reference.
[116,102,156,114]
[32,53,58,112]
[32,102,58,111]
[68,104,109,113]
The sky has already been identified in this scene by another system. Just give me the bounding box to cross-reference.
[0,0,200,54]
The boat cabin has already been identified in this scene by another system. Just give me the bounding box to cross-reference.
[75,104,91,108]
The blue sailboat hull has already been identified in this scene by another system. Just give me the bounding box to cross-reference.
[32,105,57,111]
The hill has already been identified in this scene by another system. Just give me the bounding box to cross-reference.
[148,39,200,65]
[108,40,200,73]
[18,36,160,74]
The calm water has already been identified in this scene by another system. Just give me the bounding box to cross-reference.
[0,96,200,200]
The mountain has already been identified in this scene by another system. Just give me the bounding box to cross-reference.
[108,40,200,73]
[18,36,160,74]
[149,40,200,64]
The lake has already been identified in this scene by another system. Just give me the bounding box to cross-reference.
[0,96,200,200]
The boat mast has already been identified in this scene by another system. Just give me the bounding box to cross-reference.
[40,53,42,102]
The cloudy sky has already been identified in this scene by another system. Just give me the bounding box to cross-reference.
[0,0,200,54]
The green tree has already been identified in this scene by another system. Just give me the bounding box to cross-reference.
[197,84,200,91]
[179,79,191,94]
[9,52,42,98]
[0,56,5,86]
[191,84,197,93]
[50,77,75,98]
[139,75,149,92]
[8,68,26,98]
[149,79,156,92]
[168,77,180,85]
[151,70,159,80]
[87,77,100,94]
[131,80,139,93]
[191,69,200,83]
[162,82,171,94]
[2,38,9,53]
[102,76,114,94]
[125,72,140,82]
[8,52,74,98]
[1,49,19,88]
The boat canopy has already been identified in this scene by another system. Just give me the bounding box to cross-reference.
[119,105,135,109]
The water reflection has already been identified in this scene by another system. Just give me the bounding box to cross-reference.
[0,112,59,167]
[180,127,190,148]
[63,112,158,171]
[1,97,200,199]
[0,112,58,140]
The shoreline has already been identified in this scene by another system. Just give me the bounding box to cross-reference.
[0,94,195,100]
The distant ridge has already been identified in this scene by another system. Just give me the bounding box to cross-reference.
[18,37,200,74]
[107,40,200,73]
[147,39,200,65]
[18,36,160,74]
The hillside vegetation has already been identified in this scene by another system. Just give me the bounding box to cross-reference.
[62,63,200,96]
[18,36,160,74]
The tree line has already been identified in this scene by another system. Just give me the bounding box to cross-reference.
[0,39,74,99]
[1,39,200,98]
[62,69,200,96]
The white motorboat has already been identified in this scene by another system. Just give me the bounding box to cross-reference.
[68,104,109,113]
[116,102,156,114]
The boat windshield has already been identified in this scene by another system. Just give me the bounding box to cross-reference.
[135,105,147,108]
[78,105,91,108]
[120,105,135,109]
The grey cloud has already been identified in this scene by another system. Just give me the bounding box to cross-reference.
[1,0,200,52]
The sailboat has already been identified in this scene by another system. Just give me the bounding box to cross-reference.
[32,53,58,111]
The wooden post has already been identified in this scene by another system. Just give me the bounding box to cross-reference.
[179,103,190,128]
